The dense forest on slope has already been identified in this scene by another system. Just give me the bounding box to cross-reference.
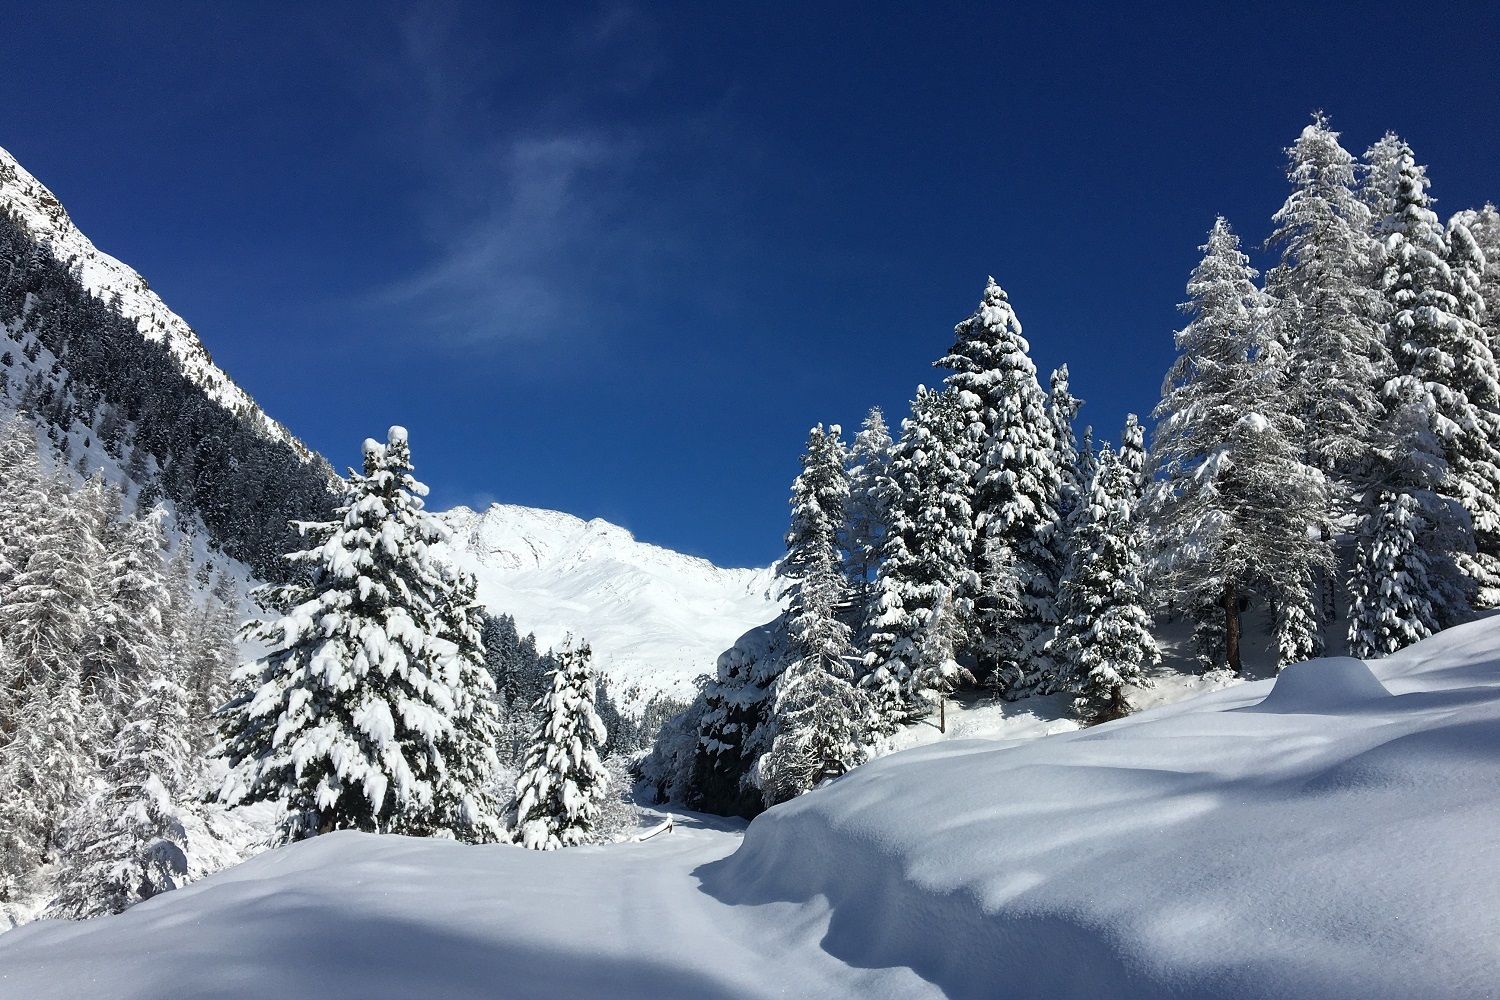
[0,209,336,578]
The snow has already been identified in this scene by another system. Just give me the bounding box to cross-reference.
[434,503,783,711]
[6,616,1500,997]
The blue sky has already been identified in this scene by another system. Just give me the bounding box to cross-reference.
[3,3,1497,567]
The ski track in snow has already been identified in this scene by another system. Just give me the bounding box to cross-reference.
[5,616,1500,998]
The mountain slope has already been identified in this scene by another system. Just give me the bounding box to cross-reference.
[0,145,309,459]
[5,616,1498,998]
[435,503,783,710]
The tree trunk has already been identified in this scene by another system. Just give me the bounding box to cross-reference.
[939,695,946,734]
[1223,581,1242,676]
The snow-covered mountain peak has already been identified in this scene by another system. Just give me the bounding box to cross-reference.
[0,144,309,459]
[435,502,783,710]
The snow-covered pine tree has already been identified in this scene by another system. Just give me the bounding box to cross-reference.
[80,505,169,711]
[183,573,241,754]
[1052,450,1160,722]
[1268,113,1388,494]
[1150,218,1330,673]
[0,665,99,871]
[906,586,973,734]
[1362,133,1410,239]
[780,424,851,613]
[862,387,978,725]
[760,425,872,804]
[48,667,191,919]
[0,416,49,600]
[512,639,609,849]
[0,473,105,717]
[425,561,505,842]
[1117,414,1148,502]
[844,408,894,607]
[1442,216,1500,606]
[1457,204,1500,345]
[1048,365,1084,521]
[1370,142,1479,621]
[1077,425,1100,495]
[218,427,461,841]
[935,277,1064,693]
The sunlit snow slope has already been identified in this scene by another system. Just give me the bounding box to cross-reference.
[435,503,782,710]
[6,617,1499,999]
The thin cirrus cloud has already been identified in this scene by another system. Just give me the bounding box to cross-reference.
[361,4,682,349]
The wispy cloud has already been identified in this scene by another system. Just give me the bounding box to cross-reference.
[356,3,678,348]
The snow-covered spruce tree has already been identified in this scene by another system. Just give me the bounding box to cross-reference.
[0,415,49,599]
[183,573,241,754]
[1443,216,1500,606]
[218,427,465,842]
[425,562,505,842]
[1118,414,1148,502]
[906,587,973,734]
[1369,142,1479,620]
[760,425,872,804]
[843,408,894,608]
[80,506,169,710]
[0,665,99,871]
[512,639,609,850]
[1267,113,1388,492]
[0,473,105,725]
[48,668,191,919]
[1048,365,1084,521]
[1077,425,1100,496]
[1150,218,1330,673]
[1457,204,1500,345]
[954,284,1062,695]
[862,387,978,726]
[1362,133,1410,238]
[1052,450,1160,723]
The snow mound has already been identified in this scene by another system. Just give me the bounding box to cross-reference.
[435,503,783,711]
[1247,655,1392,713]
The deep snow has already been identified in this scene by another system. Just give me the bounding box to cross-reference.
[5,616,1499,999]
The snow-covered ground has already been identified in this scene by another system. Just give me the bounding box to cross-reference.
[435,503,783,711]
[6,615,1499,998]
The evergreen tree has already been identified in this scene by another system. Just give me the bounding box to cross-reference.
[862,388,978,724]
[1150,218,1329,674]
[48,670,191,919]
[1369,141,1477,621]
[1443,216,1500,606]
[761,426,872,804]
[843,408,894,606]
[1052,450,1160,722]
[1117,413,1148,502]
[426,563,505,841]
[0,666,98,871]
[1048,365,1084,520]
[1268,113,1388,489]
[218,427,461,841]
[512,640,609,850]
[906,587,973,734]
[0,474,105,714]
[80,505,169,708]
[969,306,1065,694]
[1077,425,1100,495]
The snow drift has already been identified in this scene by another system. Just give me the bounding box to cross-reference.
[4,617,1499,999]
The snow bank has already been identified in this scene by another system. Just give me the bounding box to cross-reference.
[5,618,1500,998]
[705,616,1500,998]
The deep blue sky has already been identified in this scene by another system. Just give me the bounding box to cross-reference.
[3,3,1497,567]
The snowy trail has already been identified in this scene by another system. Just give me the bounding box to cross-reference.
[6,618,1500,999]
[0,812,929,1000]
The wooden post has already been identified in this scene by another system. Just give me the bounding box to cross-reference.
[939,694,946,734]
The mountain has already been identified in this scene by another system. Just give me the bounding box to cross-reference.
[435,503,783,711]
[0,144,334,577]
[0,143,781,700]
